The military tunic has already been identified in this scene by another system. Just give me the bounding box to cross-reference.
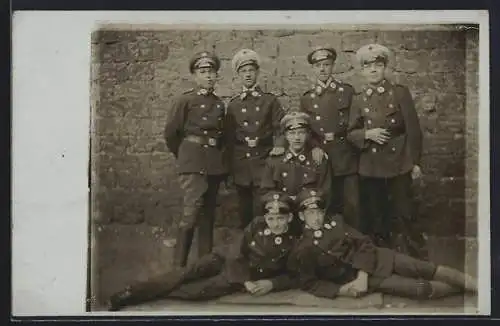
[108,216,298,306]
[224,86,285,227]
[163,87,227,266]
[288,214,437,300]
[346,80,426,259]
[300,79,360,227]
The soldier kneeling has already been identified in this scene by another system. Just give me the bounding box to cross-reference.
[288,187,477,300]
[107,191,298,311]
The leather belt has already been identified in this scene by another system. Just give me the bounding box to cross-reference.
[184,135,219,147]
[321,131,347,143]
[237,136,273,148]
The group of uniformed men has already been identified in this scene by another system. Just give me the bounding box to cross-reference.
[106,44,477,311]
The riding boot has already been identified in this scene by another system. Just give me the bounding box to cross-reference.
[173,227,195,268]
[433,265,477,293]
[428,281,462,299]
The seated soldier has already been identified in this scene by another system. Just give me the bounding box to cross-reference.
[288,187,477,300]
[260,111,332,234]
[106,191,299,311]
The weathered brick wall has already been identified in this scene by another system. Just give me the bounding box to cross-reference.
[90,27,479,237]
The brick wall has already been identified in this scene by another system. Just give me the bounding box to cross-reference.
[90,27,479,237]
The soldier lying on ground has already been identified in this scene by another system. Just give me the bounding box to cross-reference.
[288,187,477,300]
[106,191,299,311]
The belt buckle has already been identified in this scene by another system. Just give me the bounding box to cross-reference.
[208,138,217,146]
[247,138,258,148]
[324,132,335,142]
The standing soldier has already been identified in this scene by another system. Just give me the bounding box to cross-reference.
[106,191,299,311]
[224,49,287,228]
[164,51,227,268]
[260,111,332,234]
[347,44,427,259]
[300,46,360,228]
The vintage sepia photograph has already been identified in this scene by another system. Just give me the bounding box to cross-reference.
[87,20,484,315]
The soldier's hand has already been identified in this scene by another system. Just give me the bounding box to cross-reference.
[349,271,369,295]
[311,147,327,165]
[365,128,391,145]
[269,146,285,156]
[411,165,423,180]
[224,175,234,189]
[251,280,274,296]
[244,281,257,294]
[339,284,361,298]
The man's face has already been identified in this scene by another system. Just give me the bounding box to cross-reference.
[360,60,386,85]
[238,64,259,88]
[312,59,334,83]
[194,67,217,89]
[285,128,308,152]
[300,208,325,230]
[264,213,292,234]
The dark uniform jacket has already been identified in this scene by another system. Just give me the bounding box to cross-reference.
[288,214,395,299]
[224,86,286,186]
[223,216,297,291]
[300,80,359,176]
[260,146,332,198]
[164,87,228,175]
[347,81,422,178]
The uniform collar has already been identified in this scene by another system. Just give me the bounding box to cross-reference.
[196,86,215,96]
[362,79,391,96]
[312,77,344,95]
[283,148,308,163]
[240,84,262,99]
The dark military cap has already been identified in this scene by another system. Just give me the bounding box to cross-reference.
[295,188,326,211]
[356,43,390,65]
[189,51,221,73]
[261,191,293,215]
[307,46,337,64]
[232,48,261,73]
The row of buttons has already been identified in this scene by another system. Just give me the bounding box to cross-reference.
[241,107,260,113]
[370,147,397,153]
[363,104,394,113]
[243,121,260,126]
[313,232,351,246]
[366,118,397,125]
[282,171,309,178]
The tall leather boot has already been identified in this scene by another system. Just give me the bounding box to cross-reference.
[433,265,477,293]
[427,281,462,299]
[173,227,194,268]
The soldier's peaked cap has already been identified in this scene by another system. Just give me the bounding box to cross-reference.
[261,191,293,214]
[280,111,311,131]
[189,51,221,73]
[307,46,337,64]
[355,44,391,65]
[295,188,326,211]
[232,49,261,73]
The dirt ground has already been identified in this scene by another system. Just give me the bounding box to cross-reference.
[91,224,479,314]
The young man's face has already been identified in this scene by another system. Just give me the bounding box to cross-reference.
[264,213,293,234]
[312,59,334,83]
[285,128,309,152]
[360,61,386,85]
[194,67,217,89]
[238,64,259,88]
[300,208,325,230]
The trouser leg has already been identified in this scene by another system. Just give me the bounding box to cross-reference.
[375,274,461,300]
[329,175,344,216]
[360,177,391,248]
[107,253,225,311]
[388,173,428,259]
[342,174,361,229]
[168,274,241,301]
[197,175,222,258]
[174,173,208,268]
[236,185,254,229]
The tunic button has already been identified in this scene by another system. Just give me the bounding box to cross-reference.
[203,130,208,135]
[320,128,324,132]
[364,108,370,113]
[339,112,344,116]
[242,108,247,113]
[316,116,321,121]
[282,187,287,192]
[203,145,208,148]
[389,104,394,109]
[304,173,308,178]
[313,104,319,109]
[313,240,319,245]
[367,120,372,125]
[243,121,249,126]
[201,104,205,108]
[217,104,221,108]
[339,137,344,141]
[256,152,259,155]
[372,148,377,153]
[246,153,251,158]
[255,121,260,126]
[391,119,396,123]
[345,232,349,236]
[202,116,207,120]
[392,147,396,152]
[255,107,260,111]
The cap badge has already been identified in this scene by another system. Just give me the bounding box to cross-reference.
[274,236,282,245]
